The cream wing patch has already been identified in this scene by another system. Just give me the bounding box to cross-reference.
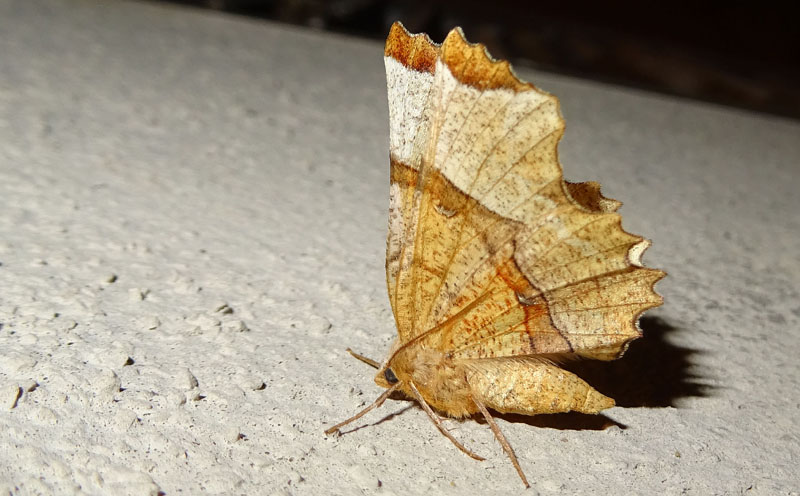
[386,56,435,169]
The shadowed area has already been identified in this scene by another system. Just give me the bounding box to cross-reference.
[495,411,628,431]
[339,405,415,435]
[488,316,711,430]
[563,315,712,408]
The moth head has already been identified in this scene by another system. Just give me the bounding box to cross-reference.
[374,363,399,388]
[373,338,405,388]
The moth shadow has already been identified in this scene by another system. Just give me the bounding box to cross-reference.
[340,404,414,434]
[496,316,711,431]
[495,411,626,431]
[564,315,712,408]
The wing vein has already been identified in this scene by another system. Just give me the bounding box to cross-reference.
[420,99,552,331]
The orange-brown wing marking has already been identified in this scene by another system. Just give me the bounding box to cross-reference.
[439,257,576,359]
[384,22,438,74]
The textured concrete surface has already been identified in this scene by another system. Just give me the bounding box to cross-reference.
[1,1,799,495]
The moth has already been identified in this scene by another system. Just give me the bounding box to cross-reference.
[326,22,665,487]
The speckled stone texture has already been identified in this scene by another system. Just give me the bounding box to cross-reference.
[1,1,798,495]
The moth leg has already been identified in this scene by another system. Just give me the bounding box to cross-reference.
[473,397,530,488]
[325,383,400,435]
[346,348,380,369]
[408,380,485,461]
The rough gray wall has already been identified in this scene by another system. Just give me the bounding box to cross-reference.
[1,1,798,494]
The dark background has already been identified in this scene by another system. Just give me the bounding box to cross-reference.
[163,0,799,120]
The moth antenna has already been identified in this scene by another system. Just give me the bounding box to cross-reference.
[324,383,400,435]
[473,397,530,488]
[346,348,380,369]
[408,381,485,461]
